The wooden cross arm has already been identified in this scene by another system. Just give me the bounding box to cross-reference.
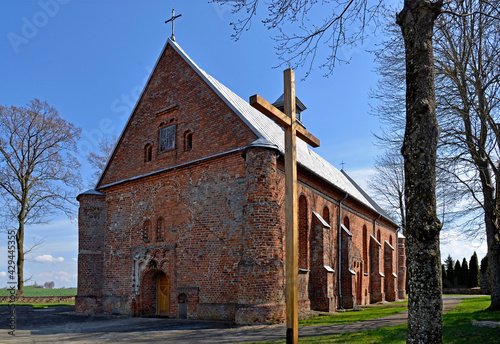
[249,94,320,148]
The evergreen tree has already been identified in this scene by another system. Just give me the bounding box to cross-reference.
[442,264,447,288]
[480,255,489,289]
[454,260,461,287]
[460,258,469,287]
[445,255,454,288]
[469,252,480,287]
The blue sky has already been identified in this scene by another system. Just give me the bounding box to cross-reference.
[0,0,487,288]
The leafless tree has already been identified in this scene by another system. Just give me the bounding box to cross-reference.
[87,135,116,188]
[372,0,500,311]
[368,149,406,233]
[0,99,81,293]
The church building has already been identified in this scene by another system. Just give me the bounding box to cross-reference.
[76,37,406,324]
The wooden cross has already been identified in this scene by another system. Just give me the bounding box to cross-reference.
[165,9,182,41]
[250,69,320,344]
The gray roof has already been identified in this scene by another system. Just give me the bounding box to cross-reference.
[168,40,396,226]
[98,38,396,228]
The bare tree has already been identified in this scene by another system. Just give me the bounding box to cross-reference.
[0,99,81,293]
[372,1,500,311]
[87,135,116,188]
[433,0,500,310]
[368,150,406,233]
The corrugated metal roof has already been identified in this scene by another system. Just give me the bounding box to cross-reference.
[168,40,394,223]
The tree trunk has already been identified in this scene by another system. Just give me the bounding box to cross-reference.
[477,160,500,311]
[397,1,443,343]
[16,220,24,294]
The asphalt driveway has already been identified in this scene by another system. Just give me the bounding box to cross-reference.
[0,295,478,344]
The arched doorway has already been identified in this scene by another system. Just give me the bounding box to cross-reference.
[157,273,169,316]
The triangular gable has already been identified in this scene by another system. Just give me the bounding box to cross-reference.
[96,39,259,188]
[94,38,396,222]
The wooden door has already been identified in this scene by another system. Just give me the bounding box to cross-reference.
[157,274,169,316]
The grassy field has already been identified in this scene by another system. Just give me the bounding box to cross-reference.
[248,297,499,343]
[0,302,75,308]
[0,286,77,297]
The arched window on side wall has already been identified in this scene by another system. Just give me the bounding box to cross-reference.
[298,195,309,269]
[145,143,153,162]
[377,229,381,243]
[363,225,368,273]
[156,217,164,241]
[343,216,350,229]
[143,219,151,242]
[323,206,330,226]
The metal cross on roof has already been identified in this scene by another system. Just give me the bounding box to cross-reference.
[165,9,182,41]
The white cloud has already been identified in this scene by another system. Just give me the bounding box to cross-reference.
[0,271,6,277]
[72,258,77,262]
[39,271,76,283]
[35,254,64,263]
[440,230,488,263]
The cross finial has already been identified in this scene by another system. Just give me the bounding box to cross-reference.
[341,160,346,170]
[165,9,182,41]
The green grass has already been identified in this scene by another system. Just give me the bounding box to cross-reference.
[299,306,407,326]
[0,302,75,308]
[246,297,499,343]
[0,286,77,296]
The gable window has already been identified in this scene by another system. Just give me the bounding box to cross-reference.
[160,125,176,152]
[184,131,193,150]
[145,144,153,162]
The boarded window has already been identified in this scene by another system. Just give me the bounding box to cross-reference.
[160,125,176,152]
[299,195,309,270]
[156,217,164,241]
[143,220,151,242]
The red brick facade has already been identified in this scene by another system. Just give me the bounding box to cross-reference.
[76,39,405,324]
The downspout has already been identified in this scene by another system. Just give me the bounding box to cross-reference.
[396,227,401,299]
[337,192,348,309]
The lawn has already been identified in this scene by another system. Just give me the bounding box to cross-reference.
[247,297,499,343]
[299,305,408,326]
[0,286,77,297]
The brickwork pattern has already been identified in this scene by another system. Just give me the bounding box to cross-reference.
[77,40,406,324]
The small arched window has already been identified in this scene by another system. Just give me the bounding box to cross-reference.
[323,206,330,226]
[184,131,193,150]
[143,219,151,242]
[389,235,393,246]
[343,216,350,229]
[156,217,164,241]
[377,229,381,243]
[145,144,153,162]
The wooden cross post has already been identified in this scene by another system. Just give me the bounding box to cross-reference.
[250,68,319,344]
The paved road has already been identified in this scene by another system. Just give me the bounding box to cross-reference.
[0,295,481,344]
